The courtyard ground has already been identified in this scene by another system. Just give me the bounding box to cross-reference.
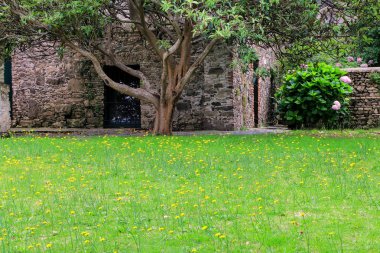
[0,131,379,252]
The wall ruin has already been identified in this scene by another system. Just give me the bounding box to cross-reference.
[345,67,380,128]
[10,43,276,131]
[0,61,11,132]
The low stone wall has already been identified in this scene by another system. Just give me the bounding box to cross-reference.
[345,67,380,128]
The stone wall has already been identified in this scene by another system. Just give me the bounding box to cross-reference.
[232,46,277,129]
[345,67,380,128]
[0,84,11,132]
[0,60,11,132]
[12,47,104,128]
[199,43,234,130]
[256,47,277,127]
[135,41,235,131]
[232,56,255,130]
[0,62,3,83]
[11,42,238,130]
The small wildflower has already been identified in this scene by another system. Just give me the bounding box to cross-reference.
[46,243,52,248]
[201,226,208,230]
[81,231,90,237]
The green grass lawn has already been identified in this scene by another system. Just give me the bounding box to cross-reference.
[0,132,379,252]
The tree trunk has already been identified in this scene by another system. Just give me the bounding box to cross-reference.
[153,100,175,135]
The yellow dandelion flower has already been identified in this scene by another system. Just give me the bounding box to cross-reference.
[46,243,52,248]
[201,226,208,230]
[81,231,90,237]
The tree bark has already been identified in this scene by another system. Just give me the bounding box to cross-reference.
[153,100,175,135]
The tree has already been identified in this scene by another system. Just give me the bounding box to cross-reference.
[351,0,380,65]
[0,0,355,135]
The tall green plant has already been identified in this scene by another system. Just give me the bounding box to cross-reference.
[275,63,353,129]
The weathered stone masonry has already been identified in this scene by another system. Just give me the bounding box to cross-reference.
[0,61,11,132]
[345,67,380,128]
[232,46,276,129]
[10,43,276,130]
[11,48,104,128]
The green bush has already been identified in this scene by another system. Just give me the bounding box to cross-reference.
[275,63,353,129]
[369,72,380,88]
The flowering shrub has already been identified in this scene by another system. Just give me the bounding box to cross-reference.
[275,63,353,129]
[334,56,374,68]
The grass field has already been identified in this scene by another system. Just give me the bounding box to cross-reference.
[0,131,379,252]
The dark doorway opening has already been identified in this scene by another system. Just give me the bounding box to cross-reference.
[103,65,141,128]
[253,61,259,127]
[4,58,12,119]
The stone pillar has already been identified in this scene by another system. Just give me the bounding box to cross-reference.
[0,62,11,132]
